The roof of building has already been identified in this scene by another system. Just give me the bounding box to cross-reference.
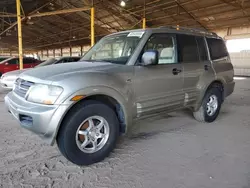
[0,0,249,51]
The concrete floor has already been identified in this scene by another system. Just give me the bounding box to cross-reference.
[1,78,250,188]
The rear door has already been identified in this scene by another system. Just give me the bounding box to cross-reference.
[23,58,33,68]
[31,58,41,67]
[177,34,207,107]
[206,38,233,84]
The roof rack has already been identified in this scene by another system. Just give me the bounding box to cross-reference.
[159,25,217,36]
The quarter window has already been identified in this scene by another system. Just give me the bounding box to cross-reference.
[207,38,228,60]
[177,34,199,62]
[143,34,176,64]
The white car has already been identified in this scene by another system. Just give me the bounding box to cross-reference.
[0,58,56,90]
[1,69,26,89]
[0,56,81,90]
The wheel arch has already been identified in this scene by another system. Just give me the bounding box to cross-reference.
[51,90,130,145]
[69,94,127,134]
[194,79,224,111]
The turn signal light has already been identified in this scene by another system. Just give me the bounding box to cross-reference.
[71,95,85,101]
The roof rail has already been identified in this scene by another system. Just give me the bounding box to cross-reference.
[159,25,217,36]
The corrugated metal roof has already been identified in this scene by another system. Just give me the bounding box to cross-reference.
[0,0,249,50]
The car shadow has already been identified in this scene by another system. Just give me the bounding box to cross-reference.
[123,110,198,141]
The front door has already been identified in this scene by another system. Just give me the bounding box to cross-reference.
[3,58,19,73]
[133,33,184,118]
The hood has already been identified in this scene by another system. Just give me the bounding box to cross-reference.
[20,61,124,81]
[3,68,30,77]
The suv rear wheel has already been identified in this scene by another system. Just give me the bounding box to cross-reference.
[193,86,223,123]
[57,100,119,165]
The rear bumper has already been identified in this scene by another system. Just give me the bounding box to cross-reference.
[5,92,71,145]
[224,81,235,98]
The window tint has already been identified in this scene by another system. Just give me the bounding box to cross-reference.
[207,38,228,60]
[60,58,69,63]
[68,57,80,62]
[8,58,19,65]
[177,34,199,62]
[23,58,34,64]
[73,57,80,62]
[0,57,8,62]
[143,34,176,64]
[196,37,208,61]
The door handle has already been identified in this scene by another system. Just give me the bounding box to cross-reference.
[172,68,182,75]
[204,64,211,71]
[126,78,132,83]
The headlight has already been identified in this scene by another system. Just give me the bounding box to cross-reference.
[26,84,63,105]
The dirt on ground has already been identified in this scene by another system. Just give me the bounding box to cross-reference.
[1,78,250,188]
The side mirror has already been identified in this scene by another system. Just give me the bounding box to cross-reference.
[141,50,159,66]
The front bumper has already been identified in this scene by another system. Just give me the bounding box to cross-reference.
[5,92,71,145]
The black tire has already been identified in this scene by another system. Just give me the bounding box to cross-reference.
[57,100,119,165]
[193,86,222,123]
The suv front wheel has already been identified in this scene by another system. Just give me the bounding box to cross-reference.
[57,100,119,165]
[193,86,223,123]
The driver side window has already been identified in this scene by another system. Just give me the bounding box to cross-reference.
[142,34,176,64]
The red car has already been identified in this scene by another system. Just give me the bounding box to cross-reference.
[0,57,41,76]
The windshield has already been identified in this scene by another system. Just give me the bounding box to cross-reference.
[0,57,13,64]
[0,57,9,62]
[81,32,144,65]
[35,58,57,67]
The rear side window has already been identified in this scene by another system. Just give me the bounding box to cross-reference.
[69,58,80,62]
[177,34,199,62]
[206,38,228,60]
[23,58,34,64]
[196,37,208,61]
[60,58,69,63]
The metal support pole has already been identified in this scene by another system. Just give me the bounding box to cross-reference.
[81,46,83,56]
[142,0,146,29]
[70,47,72,56]
[91,7,95,46]
[142,18,146,29]
[16,0,23,70]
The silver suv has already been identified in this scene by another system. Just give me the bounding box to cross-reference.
[5,27,235,165]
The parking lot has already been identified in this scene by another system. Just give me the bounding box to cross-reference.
[0,77,249,188]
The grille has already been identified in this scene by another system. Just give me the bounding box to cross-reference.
[13,78,34,98]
